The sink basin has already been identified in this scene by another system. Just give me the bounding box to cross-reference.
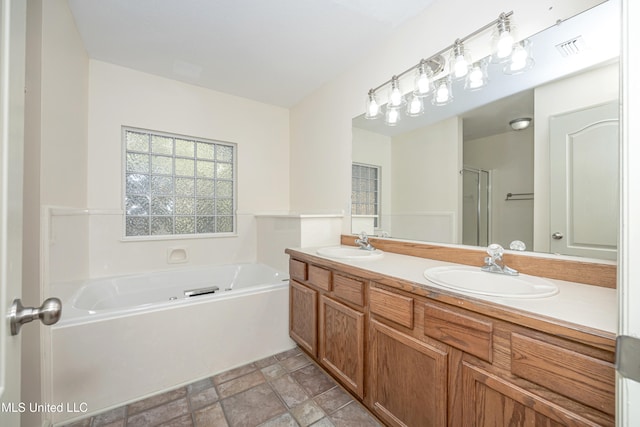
[316,246,384,260]
[423,266,558,298]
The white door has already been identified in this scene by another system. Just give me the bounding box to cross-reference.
[549,101,619,260]
[0,1,26,425]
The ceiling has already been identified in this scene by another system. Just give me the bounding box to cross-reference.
[68,0,437,108]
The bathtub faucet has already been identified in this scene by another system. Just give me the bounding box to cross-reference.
[481,243,518,275]
[355,232,375,251]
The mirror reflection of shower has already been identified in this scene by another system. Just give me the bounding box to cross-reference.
[462,167,491,247]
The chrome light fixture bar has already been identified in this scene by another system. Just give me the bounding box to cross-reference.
[365,11,534,125]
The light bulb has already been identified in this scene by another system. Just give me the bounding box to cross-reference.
[504,40,534,74]
[414,65,431,97]
[388,76,405,108]
[385,107,400,126]
[453,55,469,78]
[407,94,424,117]
[364,90,381,119]
[432,79,452,105]
[492,13,516,63]
[450,40,471,79]
[465,61,488,90]
[496,31,514,59]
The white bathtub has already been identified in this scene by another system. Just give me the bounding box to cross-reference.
[47,263,295,425]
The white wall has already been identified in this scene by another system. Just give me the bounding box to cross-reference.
[289,0,605,232]
[85,60,290,278]
[533,62,619,252]
[464,127,534,249]
[391,117,461,242]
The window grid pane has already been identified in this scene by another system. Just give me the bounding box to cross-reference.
[351,163,380,228]
[124,128,235,237]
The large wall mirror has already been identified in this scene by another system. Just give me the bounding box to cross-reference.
[352,0,619,261]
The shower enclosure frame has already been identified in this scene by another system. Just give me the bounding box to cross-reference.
[461,167,492,247]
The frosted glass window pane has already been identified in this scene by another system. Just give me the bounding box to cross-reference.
[175,217,195,234]
[175,197,195,215]
[126,217,149,236]
[196,198,215,216]
[216,163,232,179]
[216,199,233,215]
[127,153,149,173]
[196,216,215,233]
[175,158,195,177]
[175,178,195,196]
[197,160,215,178]
[124,127,235,237]
[216,145,233,162]
[126,174,149,195]
[152,155,173,175]
[152,135,173,155]
[176,139,194,157]
[216,216,233,233]
[197,142,215,160]
[126,131,149,152]
[151,176,173,195]
[151,217,173,235]
[126,195,149,216]
[196,179,215,197]
[151,196,174,215]
[216,181,233,198]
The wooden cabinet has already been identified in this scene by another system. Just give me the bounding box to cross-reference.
[289,280,317,356]
[287,254,615,427]
[319,295,365,398]
[370,320,448,427]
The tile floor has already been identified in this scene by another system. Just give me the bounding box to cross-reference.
[62,347,383,427]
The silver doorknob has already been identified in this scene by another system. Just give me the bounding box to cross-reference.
[9,297,62,336]
[552,232,564,240]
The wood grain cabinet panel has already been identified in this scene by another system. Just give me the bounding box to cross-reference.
[289,280,317,356]
[289,259,307,282]
[423,302,493,362]
[511,333,615,416]
[333,274,365,306]
[319,295,365,398]
[370,320,448,427]
[462,361,612,427]
[370,286,414,329]
[309,265,332,291]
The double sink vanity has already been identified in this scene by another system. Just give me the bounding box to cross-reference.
[286,236,616,426]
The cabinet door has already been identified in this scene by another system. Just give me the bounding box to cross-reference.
[462,361,612,427]
[319,295,365,398]
[289,280,317,357]
[370,320,448,427]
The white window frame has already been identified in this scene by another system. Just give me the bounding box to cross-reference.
[351,162,381,229]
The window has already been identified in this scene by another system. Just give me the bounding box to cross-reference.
[124,127,236,237]
[351,163,380,228]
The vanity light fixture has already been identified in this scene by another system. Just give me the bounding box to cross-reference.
[364,11,534,126]
[364,89,381,119]
[509,117,532,130]
[491,12,516,62]
[450,39,471,79]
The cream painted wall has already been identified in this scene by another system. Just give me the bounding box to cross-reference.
[289,0,605,231]
[533,62,619,252]
[464,128,534,249]
[86,61,290,277]
[23,0,89,426]
[391,117,461,242]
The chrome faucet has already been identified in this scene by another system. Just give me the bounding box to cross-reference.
[481,243,518,275]
[355,232,375,251]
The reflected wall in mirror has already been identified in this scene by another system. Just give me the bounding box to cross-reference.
[351,0,620,260]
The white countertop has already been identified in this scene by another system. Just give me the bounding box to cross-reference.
[294,246,617,335]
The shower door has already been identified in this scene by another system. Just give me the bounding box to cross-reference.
[462,168,491,247]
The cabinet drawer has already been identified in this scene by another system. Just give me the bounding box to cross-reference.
[308,265,332,291]
[511,333,615,416]
[423,302,493,362]
[289,259,307,282]
[370,287,413,329]
[333,274,364,307]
